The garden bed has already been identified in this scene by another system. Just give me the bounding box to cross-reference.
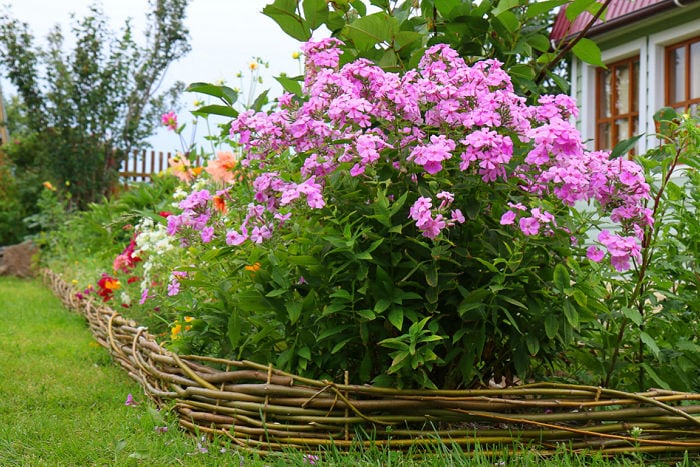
[43,269,700,456]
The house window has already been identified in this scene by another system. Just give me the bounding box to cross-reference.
[666,37,700,113]
[595,56,640,151]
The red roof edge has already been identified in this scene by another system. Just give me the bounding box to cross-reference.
[550,0,687,42]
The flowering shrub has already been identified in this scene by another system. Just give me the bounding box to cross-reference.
[127,39,652,390]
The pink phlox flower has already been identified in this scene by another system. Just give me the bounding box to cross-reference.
[167,279,180,296]
[500,210,516,225]
[408,134,455,175]
[597,230,642,272]
[451,209,466,224]
[436,191,454,208]
[226,229,248,246]
[125,393,137,406]
[586,246,605,262]
[200,226,214,243]
[519,217,540,236]
[250,225,273,243]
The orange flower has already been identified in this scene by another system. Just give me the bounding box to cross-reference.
[244,262,261,273]
[213,195,227,214]
[103,278,121,291]
[205,151,243,184]
[42,181,56,191]
[168,155,201,183]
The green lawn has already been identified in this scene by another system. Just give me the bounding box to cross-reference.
[0,276,235,466]
[0,276,694,466]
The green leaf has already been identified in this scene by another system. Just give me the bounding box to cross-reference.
[526,334,540,356]
[526,34,551,53]
[297,346,312,360]
[357,309,376,320]
[302,0,328,29]
[565,0,596,21]
[526,0,568,19]
[495,10,519,34]
[342,12,398,51]
[639,331,660,358]
[274,74,303,96]
[553,263,571,292]
[563,300,579,329]
[331,338,353,354]
[251,89,270,112]
[611,134,643,158]
[388,308,404,331]
[640,363,671,390]
[265,289,287,297]
[286,301,303,324]
[621,306,643,326]
[509,64,534,80]
[571,38,605,68]
[374,298,391,314]
[186,82,238,105]
[425,264,438,287]
[228,309,242,348]
[191,104,238,118]
[262,1,312,41]
[544,314,559,339]
[434,0,461,17]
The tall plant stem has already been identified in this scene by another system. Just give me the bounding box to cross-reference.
[603,140,684,387]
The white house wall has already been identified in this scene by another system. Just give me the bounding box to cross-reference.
[572,12,700,155]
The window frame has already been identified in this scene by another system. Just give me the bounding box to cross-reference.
[594,55,640,151]
[665,36,700,111]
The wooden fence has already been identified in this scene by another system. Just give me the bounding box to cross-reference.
[118,149,173,183]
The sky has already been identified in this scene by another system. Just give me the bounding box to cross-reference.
[0,0,306,151]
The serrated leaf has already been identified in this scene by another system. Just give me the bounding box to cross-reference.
[622,306,643,326]
[639,331,660,358]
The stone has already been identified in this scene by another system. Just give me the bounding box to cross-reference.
[0,240,37,278]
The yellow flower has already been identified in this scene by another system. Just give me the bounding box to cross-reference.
[184,316,194,323]
[171,323,182,340]
[71,279,78,285]
[292,51,301,60]
[249,62,258,71]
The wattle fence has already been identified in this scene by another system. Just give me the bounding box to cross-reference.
[43,268,700,456]
[118,149,173,183]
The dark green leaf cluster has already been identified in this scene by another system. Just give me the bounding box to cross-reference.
[0,1,190,213]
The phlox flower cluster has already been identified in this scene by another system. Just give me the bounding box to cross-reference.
[173,39,650,271]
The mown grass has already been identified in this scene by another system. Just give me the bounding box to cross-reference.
[0,276,695,466]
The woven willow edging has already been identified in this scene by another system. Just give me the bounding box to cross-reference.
[43,269,700,456]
